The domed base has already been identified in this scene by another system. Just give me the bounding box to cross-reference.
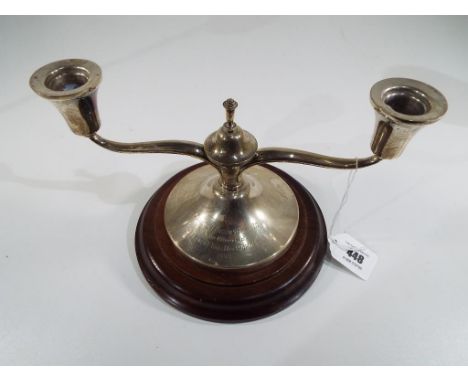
[164,164,300,269]
[135,163,329,322]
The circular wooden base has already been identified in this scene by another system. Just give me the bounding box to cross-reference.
[135,164,329,322]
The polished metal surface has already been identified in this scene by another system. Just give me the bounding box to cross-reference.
[164,165,299,268]
[370,78,448,159]
[250,149,381,169]
[29,58,449,269]
[89,133,207,161]
[204,98,258,189]
[30,59,102,136]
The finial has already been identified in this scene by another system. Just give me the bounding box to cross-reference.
[223,98,238,125]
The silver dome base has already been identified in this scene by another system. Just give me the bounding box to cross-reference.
[164,165,299,269]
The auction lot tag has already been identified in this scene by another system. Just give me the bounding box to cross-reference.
[329,233,378,280]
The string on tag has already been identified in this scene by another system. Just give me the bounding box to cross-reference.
[329,158,359,236]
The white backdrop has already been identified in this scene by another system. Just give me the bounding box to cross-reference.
[1,16,467,365]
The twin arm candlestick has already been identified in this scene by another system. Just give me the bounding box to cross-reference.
[30,59,448,322]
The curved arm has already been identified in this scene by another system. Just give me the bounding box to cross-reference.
[249,147,381,169]
[89,133,208,161]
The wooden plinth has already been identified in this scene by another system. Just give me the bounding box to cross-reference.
[135,164,329,322]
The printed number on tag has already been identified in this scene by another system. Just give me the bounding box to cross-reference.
[328,233,378,280]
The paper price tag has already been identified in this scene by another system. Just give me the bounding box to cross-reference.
[329,233,378,280]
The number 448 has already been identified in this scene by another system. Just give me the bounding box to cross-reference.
[347,250,364,264]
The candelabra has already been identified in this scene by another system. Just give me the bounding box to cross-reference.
[30,59,447,322]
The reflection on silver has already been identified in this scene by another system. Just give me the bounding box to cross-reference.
[29,59,449,269]
[370,78,448,159]
[164,165,299,269]
[30,59,102,137]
